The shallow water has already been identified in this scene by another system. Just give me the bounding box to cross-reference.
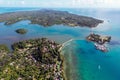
[0,7,120,80]
[63,40,120,80]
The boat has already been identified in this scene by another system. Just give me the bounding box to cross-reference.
[94,43,108,52]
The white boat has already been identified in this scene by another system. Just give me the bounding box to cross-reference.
[94,43,108,52]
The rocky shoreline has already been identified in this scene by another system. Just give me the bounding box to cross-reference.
[86,33,111,45]
[0,38,65,80]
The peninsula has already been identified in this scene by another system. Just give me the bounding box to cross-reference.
[0,38,65,80]
[0,10,103,27]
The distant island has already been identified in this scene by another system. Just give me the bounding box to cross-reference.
[15,28,28,34]
[0,10,103,27]
[0,38,65,80]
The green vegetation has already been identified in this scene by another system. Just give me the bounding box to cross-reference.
[0,44,9,59]
[0,44,9,52]
[15,28,28,34]
[86,33,111,44]
[0,38,65,80]
[0,10,103,27]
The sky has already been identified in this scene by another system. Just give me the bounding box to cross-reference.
[0,0,120,8]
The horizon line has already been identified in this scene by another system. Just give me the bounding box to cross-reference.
[0,6,120,9]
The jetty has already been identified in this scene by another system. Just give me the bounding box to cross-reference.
[59,39,73,51]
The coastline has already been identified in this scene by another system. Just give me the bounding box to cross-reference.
[60,53,67,80]
[61,46,74,80]
[60,39,75,80]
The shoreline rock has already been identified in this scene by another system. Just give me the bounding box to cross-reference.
[86,33,111,45]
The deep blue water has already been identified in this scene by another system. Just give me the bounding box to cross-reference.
[0,7,120,80]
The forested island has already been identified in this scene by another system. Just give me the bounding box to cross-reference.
[0,38,65,80]
[15,28,28,34]
[0,10,103,27]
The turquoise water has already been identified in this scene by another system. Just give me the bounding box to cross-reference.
[63,40,120,80]
[0,8,120,80]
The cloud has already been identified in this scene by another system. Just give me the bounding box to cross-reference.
[21,1,25,4]
[0,0,120,8]
[71,0,120,8]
